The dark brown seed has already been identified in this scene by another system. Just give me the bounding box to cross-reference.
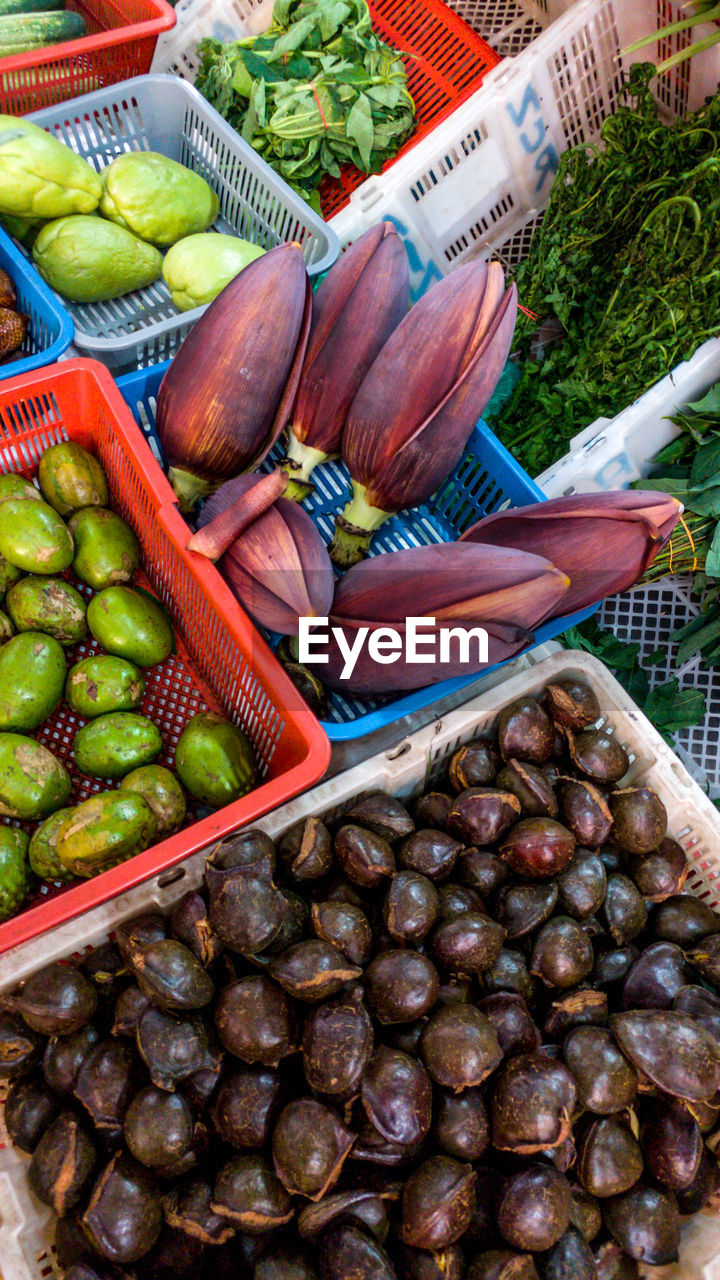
[279,816,333,881]
[270,939,361,1002]
[205,861,287,956]
[124,939,215,1013]
[642,1096,703,1189]
[620,941,688,1010]
[298,1187,398,1241]
[272,1098,354,1199]
[170,891,221,966]
[569,1186,603,1242]
[594,1241,640,1280]
[653,894,720,945]
[312,899,373,965]
[545,679,600,730]
[361,1045,432,1147]
[2,963,97,1037]
[4,1076,58,1152]
[497,1164,571,1251]
[602,874,648,943]
[543,1227,597,1280]
[478,993,540,1058]
[345,792,414,842]
[491,1053,577,1153]
[124,1086,195,1171]
[675,1143,719,1214]
[399,829,462,882]
[493,881,558,939]
[117,914,169,963]
[0,1013,44,1079]
[210,829,276,874]
[400,1155,476,1249]
[334,824,396,887]
[420,1004,502,1090]
[136,1007,215,1091]
[610,786,667,855]
[499,818,575,879]
[610,1009,720,1101]
[686,931,720,986]
[603,1184,680,1266]
[302,987,373,1097]
[563,1026,637,1114]
[466,1251,540,1280]
[43,1023,101,1095]
[594,944,638,989]
[53,1214,96,1270]
[252,1240,321,1280]
[74,1038,139,1135]
[558,777,612,848]
[674,984,720,1045]
[437,882,484,920]
[318,1223,397,1280]
[29,1111,96,1215]
[567,730,629,784]
[544,988,608,1038]
[135,1225,205,1279]
[351,1117,419,1167]
[81,942,125,1001]
[577,1115,644,1197]
[214,976,296,1066]
[496,760,558,818]
[83,1153,162,1263]
[632,837,688,902]
[457,848,508,897]
[267,887,309,955]
[449,739,500,790]
[385,871,440,943]
[211,1153,293,1231]
[163,1179,235,1245]
[484,949,536,1004]
[365,950,440,1024]
[414,791,453,829]
[497,697,554,764]
[433,1087,489,1161]
[447,788,521,847]
[530,917,594,990]
[557,849,607,919]
[111,986,151,1040]
[210,1065,284,1147]
[432,911,506,975]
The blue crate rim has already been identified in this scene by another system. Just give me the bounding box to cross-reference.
[116,360,597,741]
[0,226,73,379]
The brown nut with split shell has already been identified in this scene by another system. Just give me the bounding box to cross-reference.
[334,823,396,887]
[499,818,575,879]
[365,950,439,1024]
[420,1003,502,1090]
[602,874,648,944]
[433,1086,489,1161]
[603,1184,681,1266]
[497,1164,571,1252]
[384,871,440,944]
[399,1155,477,1250]
[496,760,558,818]
[478,992,541,1058]
[558,777,612,848]
[311,900,372,966]
[491,1053,576,1153]
[610,1009,720,1102]
[302,986,373,1097]
[345,791,414,841]
[448,739,500,791]
[399,829,462,881]
[210,1065,286,1148]
[642,1096,703,1190]
[432,911,506,975]
[278,816,333,881]
[269,939,362,1002]
[632,837,688,902]
[81,1152,162,1264]
[557,848,607,919]
[2,962,97,1037]
[271,1098,354,1200]
[214,975,296,1066]
[28,1112,96,1215]
[360,1045,432,1147]
[545,678,600,730]
[620,941,688,1010]
[530,916,594,990]
[610,786,667,854]
[211,1153,293,1231]
[577,1115,644,1198]
[493,881,557,939]
[447,788,521,847]
[563,1026,637,1115]
[497,697,554,764]
[567,729,629,784]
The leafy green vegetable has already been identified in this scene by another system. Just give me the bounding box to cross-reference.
[490,65,720,475]
[195,0,415,204]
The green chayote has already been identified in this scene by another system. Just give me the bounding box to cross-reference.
[99,152,220,247]
[0,118,101,219]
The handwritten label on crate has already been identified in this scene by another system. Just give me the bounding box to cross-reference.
[505,82,560,196]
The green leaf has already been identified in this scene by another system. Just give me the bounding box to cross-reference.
[240,49,288,83]
[345,91,374,167]
[704,522,720,579]
[643,680,706,738]
[688,385,720,417]
[675,613,720,663]
[689,485,720,517]
[690,434,720,488]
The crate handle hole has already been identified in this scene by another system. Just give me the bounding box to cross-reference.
[157,868,186,889]
[669,761,693,788]
[386,741,412,761]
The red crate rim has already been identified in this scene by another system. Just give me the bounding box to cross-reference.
[0,0,176,73]
[0,357,330,954]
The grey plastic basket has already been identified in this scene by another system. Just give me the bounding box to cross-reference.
[24,74,339,372]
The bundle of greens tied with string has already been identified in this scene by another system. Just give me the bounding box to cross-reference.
[195,0,415,209]
[488,64,720,476]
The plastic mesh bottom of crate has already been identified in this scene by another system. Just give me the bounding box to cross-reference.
[450,0,545,55]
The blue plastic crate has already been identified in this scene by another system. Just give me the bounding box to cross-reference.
[117,361,597,742]
[0,227,73,379]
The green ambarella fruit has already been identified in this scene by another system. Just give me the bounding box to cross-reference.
[56,791,157,877]
[0,498,73,575]
[0,117,101,219]
[69,508,140,591]
[0,474,41,504]
[0,611,13,643]
[0,733,71,820]
[38,442,108,517]
[99,152,220,247]
[65,655,145,718]
[0,827,31,921]
[28,807,75,884]
[0,555,21,597]
[175,711,257,809]
[73,712,162,780]
[6,577,87,646]
[0,632,66,731]
[33,216,163,303]
[120,765,186,838]
[0,213,44,249]
[87,587,174,669]
[162,233,265,311]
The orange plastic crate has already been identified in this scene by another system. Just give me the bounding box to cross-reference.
[0,0,176,114]
[0,358,330,954]
[318,0,502,217]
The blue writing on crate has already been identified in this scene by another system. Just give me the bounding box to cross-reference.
[506,83,560,194]
[386,214,444,301]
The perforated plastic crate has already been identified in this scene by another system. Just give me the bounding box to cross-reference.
[1,650,719,1280]
[150,0,502,219]
[0,358,329,954]
[0,227,73,380]
[117,360,598,748]
[15,75,337,374]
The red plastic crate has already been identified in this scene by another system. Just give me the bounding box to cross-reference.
[318,0,502,217]
[0,358,330,954]
[0,0,176,114]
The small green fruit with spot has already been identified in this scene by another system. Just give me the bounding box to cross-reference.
[65,655,144,719]
[38,442,108,517]
[0,475,41,505]
[0,632,66,731]
[0,498,73,575]
[69,508,140,591]
[6,576,87,646]
[0,611,13,644]
[0,734,71,820]
[87,586,174,669]
[0,827,31,920]
[28,808,75,883]
[73,711,162,779]
[56,791,158,877]
[175,711,257,809]
[0,554,22,598]
[120,765,186,838]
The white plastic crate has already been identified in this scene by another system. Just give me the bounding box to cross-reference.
[2,649,720,1280]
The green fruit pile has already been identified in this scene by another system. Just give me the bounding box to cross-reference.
[0,441,258,923]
